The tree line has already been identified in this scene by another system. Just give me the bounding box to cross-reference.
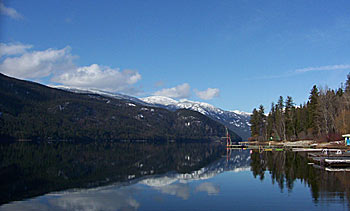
[250,73,350,141]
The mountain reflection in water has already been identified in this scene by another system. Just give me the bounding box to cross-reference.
[0,142,226,204]
[0,142,349,210]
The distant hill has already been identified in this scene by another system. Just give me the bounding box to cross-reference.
[0,73,241,142]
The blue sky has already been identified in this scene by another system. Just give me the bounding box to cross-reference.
[1,0,350,112]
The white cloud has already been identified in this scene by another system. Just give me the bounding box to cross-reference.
[153,83,190,99]
[0,2,22,20]
[0,43,33,57]
[0,46,75,79]
[0,42,142,94]
[52,64,141,93]
[247,64,350,81]
[295,64,350,73]
[195,88,220,100]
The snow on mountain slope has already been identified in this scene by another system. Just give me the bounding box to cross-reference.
[51,85,150,106]
[141,96,251,140]
[231,110,252,117]
[141,96,178,106]
[51,86,251,140]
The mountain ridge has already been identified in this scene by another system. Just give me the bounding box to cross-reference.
[141,96,251,140]
[49,87,251,140]
[0,73,241,142]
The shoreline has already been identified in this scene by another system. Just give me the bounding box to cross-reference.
[240,140,350,150]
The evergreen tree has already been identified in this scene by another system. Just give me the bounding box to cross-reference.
[308,85,320,136]
[276,96,286,140]
[258,105,266,140]
[250,109,259,138]
[266,102,276,140]
[250,73,350,141]
[250,106,266,141]
[285,96,295,140]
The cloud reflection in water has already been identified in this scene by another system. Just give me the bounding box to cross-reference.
[0,186,140,211]
[195,182,220,195]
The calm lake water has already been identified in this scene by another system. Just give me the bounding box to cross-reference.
[0,142,349,210]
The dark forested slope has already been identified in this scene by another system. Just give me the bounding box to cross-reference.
[0,73,241,141]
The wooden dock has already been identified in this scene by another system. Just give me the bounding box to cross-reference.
[226,145,285,152]
[312,164,350,172]
[292,148,342,152]
[231,141,350,169]
[308,150,350,167]
[324,158,350,167]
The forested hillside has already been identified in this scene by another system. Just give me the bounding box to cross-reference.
[250,73,350,141]
[0,73,241,142]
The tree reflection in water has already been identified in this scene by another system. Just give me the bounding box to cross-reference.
[250,150,350,206]
[2,142,350,209]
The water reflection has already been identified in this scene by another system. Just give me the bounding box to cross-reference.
[1,185,141,211]
[0,142,225,205]
[1,143,350,210]
[0,143,250,210]
[195,182,220,195]
[250,150,350,206]
[0,181,221,211]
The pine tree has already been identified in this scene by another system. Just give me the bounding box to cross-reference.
[250,105,266,141]
[266,102,276,140]
[258,105,266,140]
[276,96,286,140]
[285,96,295,140]
[250,108,259,138]
[250,72,350,140]
[308,85,320,136]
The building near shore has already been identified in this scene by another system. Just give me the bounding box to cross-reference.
[343,134,350,146]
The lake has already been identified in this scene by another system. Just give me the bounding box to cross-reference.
[0,142,349,210]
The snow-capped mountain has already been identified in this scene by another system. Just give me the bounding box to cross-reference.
[52,86,251,140]
[141,96,251,140]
